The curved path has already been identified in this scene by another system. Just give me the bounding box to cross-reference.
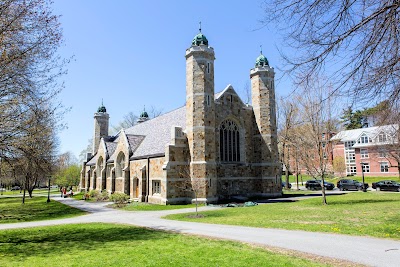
[1,197,399,267]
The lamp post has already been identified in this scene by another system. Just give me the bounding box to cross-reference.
[46,176,51,203]
[360,162,367,192]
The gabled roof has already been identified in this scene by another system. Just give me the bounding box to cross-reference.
[105,142,117,160]
[215,84,247,107]
[101,88,250,161]
[126,134,145,154]
[125,106,186,159]
[331,124,398,142]
[86,153,97,166]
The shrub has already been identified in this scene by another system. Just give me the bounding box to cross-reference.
[96,191,109,202]
[89,190,100,198]
[110,192,129,205]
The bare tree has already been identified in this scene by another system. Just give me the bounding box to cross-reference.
[79,138,93,162]
[148,106,163,119]
[277,97,299,189]
[290,80,340,204]
[0,0,67,168]
[241,81,251,105]
[13,103,58,201]
[178,165,208,217]
[332,156,346,178]
[111,106,164,133]
[263,0,400,106]
[111,112,138,133]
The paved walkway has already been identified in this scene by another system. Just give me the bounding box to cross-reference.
[1,197,400,267]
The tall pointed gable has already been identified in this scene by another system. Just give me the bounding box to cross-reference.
[215,84,247,107]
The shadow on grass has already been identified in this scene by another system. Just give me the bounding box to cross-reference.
[0,224,169,259]
[0,197,85,223]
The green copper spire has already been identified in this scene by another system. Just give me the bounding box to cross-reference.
[97,99,107,113]
[140,106,149,118]
[255,45,269,67]
[192,22,208,46]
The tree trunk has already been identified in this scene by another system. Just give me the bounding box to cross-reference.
[398,165,400,180]
[22,176,27,204]
[285,169,290,189]
[28,189,33,198]
[321,176,327,205]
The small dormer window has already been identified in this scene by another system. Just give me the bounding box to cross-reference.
[378,132,387,143]
[358,134,371,144]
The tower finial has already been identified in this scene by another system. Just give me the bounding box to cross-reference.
[260,45,262,55]
[101,98,104,106]
[199,21,201,32]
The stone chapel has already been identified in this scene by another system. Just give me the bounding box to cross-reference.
[79,30,282,204]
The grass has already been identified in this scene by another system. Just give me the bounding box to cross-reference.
[114,202,200,211]
[0,223,330,267]
[0,188,59,196]
[0,197,86,223]
[283,174,399,185]
[166,192,400,240]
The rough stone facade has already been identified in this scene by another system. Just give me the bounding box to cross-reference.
[80,31,282,204]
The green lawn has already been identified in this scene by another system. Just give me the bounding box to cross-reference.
[283,175,399,185]
[0,223,330,267]
[166,192,400,240]
[0,188,59,196]
[0,197,86,223]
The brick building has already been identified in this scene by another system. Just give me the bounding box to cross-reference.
[79,30,281,204]
[330,125,399,177]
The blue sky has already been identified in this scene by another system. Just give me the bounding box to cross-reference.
[52,0,293,160]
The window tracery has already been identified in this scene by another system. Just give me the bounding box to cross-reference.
[219,120,240,162]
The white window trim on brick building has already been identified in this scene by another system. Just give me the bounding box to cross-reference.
[362,163,370,173]
[380,162,389,173]
[360,148,369,158]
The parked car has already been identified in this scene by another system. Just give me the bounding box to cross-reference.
[372,180,400,192]
[305,180,335,190]
[282,181,292,189]
[10,186,21,191]
[337,179,369,191]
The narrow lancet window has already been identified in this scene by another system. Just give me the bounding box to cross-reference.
[219,120,240,162]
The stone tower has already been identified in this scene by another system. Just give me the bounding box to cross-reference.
[250,50,280,177]
[93,102,109,154]
[185,28,217,202]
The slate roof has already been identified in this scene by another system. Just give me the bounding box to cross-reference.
[125,106,186,159]
[86,153,97,166]
[101,87,248,161]
[105,142,117,160]
[126,134,145,154]
[331,124,398,143]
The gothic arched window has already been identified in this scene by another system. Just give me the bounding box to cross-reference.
[116,152,125,178]
[219,120,240,162]
[97,156,103,177]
